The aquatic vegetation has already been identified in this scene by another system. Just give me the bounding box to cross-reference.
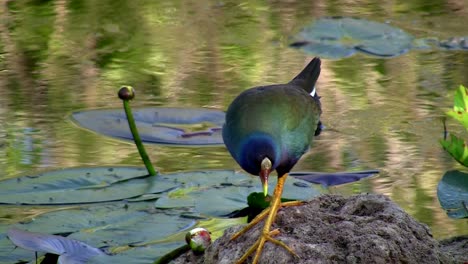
[292,17,468,59]
[438,85,468,218]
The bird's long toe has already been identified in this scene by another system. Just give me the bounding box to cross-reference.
[235,229,298,264]
[231,200,304,241]
[231,207,272,241]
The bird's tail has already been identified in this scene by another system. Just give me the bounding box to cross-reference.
[289,57,321,94]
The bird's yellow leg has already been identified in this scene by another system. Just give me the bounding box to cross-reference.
[231,200,303,241]
[233,173,299,264]
[231,204,272,241]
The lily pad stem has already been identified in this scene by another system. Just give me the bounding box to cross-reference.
[118,86,157,176]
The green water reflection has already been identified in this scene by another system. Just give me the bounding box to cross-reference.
[0,0,467,251]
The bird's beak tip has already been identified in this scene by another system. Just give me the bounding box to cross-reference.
[260,157,272,196]
[260,168,270,196]
[263,183,268,197]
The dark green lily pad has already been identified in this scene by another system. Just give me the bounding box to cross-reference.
[155,170,322,216]
[291,41,356,59]
[65,206,195,248]
[0,166,376,208]
[89,242,184,264]
[71,107,225,145]
[290,170,378,187]
[437,170,468,219]
[0,168,368,263]
[291,17,414,58]
[0,167,177,204]
[2,202,196,263]
[10,202,192,237]
[1,201,245,263]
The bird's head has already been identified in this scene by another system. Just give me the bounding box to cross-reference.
[236,133,279,197]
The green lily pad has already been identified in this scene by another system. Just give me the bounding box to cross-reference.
[291,17,414,58]
[2,201,196,263]
[89,242,184,264]
[1,202,245,263]
[64,204,195,248]
[71,107,225,145]
[291,41,356,59]
[437,170,468,219]
[290,170,378,187]
[155,170,322,216]
[0,167,177,204]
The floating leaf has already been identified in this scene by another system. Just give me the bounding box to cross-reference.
[437,170,468,218]
[0,167,177,204]
[439,37,468,50]
[0,167,374,207]
[7,228,106,263]
[1,202,196,263]
[291,17,414,58]
[155,170,322,216]
[0,168,374,263]
[291,40,356,59]
[1,202,245,263]
[88,242,184,264]
[71,107,225,145]
[290,170,378,187]
[10,202,194,240]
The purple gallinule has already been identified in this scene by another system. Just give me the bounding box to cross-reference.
[222,57,322,263]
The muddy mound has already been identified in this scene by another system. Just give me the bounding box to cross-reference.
[173,194,455,264]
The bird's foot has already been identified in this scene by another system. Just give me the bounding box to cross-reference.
[235,228,298,264]
[231,200,303,264]
[230,200,303,241]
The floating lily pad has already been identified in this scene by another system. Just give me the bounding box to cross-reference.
[2,201,196,263]
[0,166,177,204]
[71,107,225,145]
[0,167,374,206]
[0,168,374,263]
[291,17,414,58]
[7,228,106,263]
[89,242,184,264]
[155,170,322,216]
[1,202,244,263]
[290,170,378,187]
[437,170,468,219]
[439,37,468,50]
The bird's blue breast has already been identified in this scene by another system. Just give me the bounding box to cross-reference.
[223,130,280,176]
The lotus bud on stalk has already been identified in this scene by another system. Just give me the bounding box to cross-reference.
[118,86,157,176]
[185,227,211,254]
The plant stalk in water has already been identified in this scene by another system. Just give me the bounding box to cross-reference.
[118,86,157,176]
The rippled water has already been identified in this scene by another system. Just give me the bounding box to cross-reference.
[0,0,467,241]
